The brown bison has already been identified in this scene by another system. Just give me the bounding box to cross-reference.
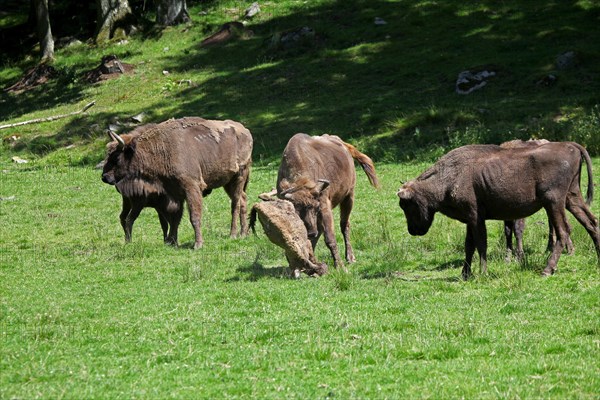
[397,142,599,279]
[499,139,574,259]
[102,117,253,248]
[276,133,379,269]
[114,177,184,245]
[250,198,328,277]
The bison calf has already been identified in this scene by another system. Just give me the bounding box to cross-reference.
[102,117,253,248]
[250,199,328,277]
[276,133,379,270]
[397,142,599,279]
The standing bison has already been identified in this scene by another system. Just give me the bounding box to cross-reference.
[397,142,599,279]
[102,117,253,248]
[499,139,574,259]
[276,133,379,269]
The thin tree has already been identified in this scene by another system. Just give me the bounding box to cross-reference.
[33,0,54,62]
[95,0,133,44]
[156,0,190,26]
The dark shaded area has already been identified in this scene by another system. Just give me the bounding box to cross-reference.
[2,0,600,163]
[231,257,291,281]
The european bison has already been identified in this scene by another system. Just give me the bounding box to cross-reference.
[250,198,328,277]
[276,133,379,269]
[499,139,574,259]
[397,142,599,279]
[102,117,253,248]
[114,177,183,245]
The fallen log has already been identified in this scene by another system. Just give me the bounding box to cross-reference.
[0,101,96,130]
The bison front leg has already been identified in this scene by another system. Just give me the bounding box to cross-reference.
[320,207,344,271]
[462,225,475,280]
[121,200,143,243]
[119,197,132,242]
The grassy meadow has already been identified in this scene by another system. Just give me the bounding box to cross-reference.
[1,0,600,398]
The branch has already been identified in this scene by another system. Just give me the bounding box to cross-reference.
[0,101,96,130]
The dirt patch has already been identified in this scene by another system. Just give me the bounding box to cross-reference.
[4,64,57,94]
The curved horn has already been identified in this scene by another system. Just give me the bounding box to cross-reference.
[317,179,330,192]
[108,130,126,147]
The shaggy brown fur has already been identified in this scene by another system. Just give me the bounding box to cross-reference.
[397,142,599,279]
[276,133,379,269]
[102,117,253,248]
[250,199,328,277]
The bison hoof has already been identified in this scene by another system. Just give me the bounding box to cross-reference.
[541,268,555,277]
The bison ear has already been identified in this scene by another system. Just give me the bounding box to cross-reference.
[397,187,413,200]
[122,138,137,158]
[316,179,330,193]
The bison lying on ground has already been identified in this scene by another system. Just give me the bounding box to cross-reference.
[250,199,328,277]
[276,133,379,269]
[397,142,599,279]
[102,117,253,248]
[499,139,574,259]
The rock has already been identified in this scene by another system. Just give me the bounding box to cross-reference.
[131,112,146,123]
[556,51,577,70]
[244,2,260,19]
[11,156,28,164]
[456,68,497,95]
[374,17,387,25]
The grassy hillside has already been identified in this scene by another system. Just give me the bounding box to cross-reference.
[1,0,600,166]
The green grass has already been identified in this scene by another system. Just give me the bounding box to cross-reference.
[1,0,600,397]
[1,160,599,398]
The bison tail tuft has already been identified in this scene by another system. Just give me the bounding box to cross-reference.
[343,142,380,188]
[249,207,258,235]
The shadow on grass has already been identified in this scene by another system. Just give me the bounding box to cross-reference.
[229,256,290,281]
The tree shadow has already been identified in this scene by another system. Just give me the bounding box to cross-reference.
[6,0,600,162]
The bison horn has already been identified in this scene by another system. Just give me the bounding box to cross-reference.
[258,189,277,201]
[108,130,126,148]
[317,179,330,192]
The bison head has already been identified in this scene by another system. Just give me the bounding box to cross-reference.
[278,178,330,239]
[101,131,136,186]
[397,182,434,236]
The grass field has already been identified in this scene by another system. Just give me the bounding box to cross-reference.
[1,0,600,398]
[1,160,599,398]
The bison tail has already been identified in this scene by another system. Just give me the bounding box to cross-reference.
[572,142,594,205]
[343,142,380,188]
[249,207,258,235]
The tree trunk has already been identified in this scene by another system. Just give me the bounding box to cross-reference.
[156,0,190,26]
[95,0,133,44]
[33,0,54,62]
